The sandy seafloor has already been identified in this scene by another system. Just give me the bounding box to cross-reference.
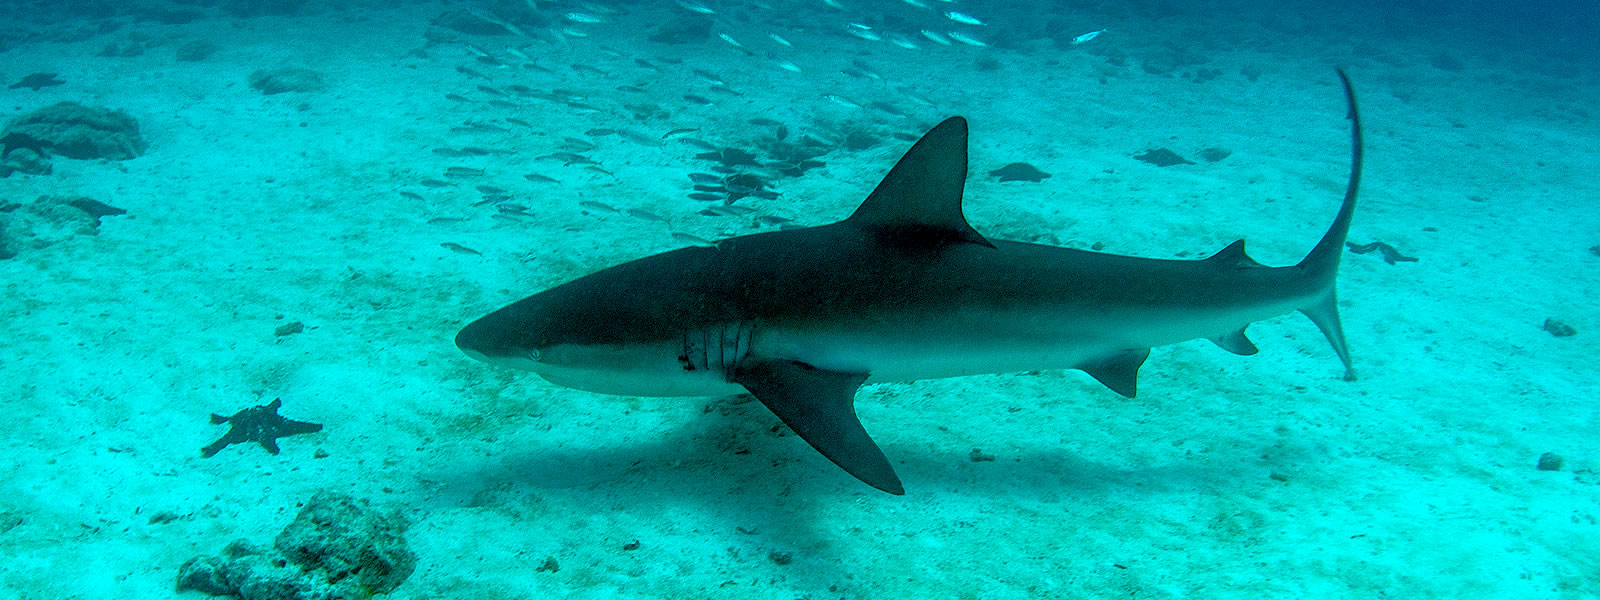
[1,0,1598,598]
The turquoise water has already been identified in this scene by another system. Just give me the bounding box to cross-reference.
[1,0,1597,598]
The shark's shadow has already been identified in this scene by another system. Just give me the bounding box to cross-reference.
[420,389,1241,591]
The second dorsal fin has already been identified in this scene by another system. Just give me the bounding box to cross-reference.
[1207,239,1264,268]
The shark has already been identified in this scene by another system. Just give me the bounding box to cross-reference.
[456,71,1364,495]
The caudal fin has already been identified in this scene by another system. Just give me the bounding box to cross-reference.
[1296,69,1363,380]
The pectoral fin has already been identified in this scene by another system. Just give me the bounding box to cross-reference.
[1079,348,1150,398]
[733,360,904,495]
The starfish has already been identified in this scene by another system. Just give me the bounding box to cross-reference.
[988,162,1053,182]
[9,73,64,90]
[1132,148,1195,167]
[201,398,323,457]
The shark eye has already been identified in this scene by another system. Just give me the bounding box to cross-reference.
[527,348,542,362]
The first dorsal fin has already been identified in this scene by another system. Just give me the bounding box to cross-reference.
[845,116,994,248]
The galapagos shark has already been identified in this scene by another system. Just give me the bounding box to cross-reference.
[456,72,1364,495]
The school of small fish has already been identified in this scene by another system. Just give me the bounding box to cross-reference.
[410,0,1107,254]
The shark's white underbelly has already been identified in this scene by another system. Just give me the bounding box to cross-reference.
[756,297,1304,386]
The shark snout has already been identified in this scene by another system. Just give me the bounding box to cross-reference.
[453,318,490,356]
[454,315,514,361]
[455,312,549,373]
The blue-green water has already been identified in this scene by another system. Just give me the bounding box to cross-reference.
[1,0,1596,598]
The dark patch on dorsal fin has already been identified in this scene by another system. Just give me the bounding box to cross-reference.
[1206,239,1264,268]
[1209,327,1259,355]
[845,116,994,249]
[1078,348,1149,398]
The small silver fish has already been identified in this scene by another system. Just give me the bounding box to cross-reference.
[441,242,482,255]
[617,129,661,146]
[692,69,726,85]
[565,12,608,23]
[755,215,794,225]
[561,137,598,151]
[676,0,716,14]
[453,121,511,133]
[870,101,909,117]
[886,34,920,50]
[944,11,984,25]
[845,27,881,41]
[824,94,863,109]
[662,127,701,140]
[537,152,594,165]
[493,210,535,222]
[850,59,884,80]
[947,31,988,47]
[671,232,719,248]
[497,207,533,219]
[579,200,619,213]
[677,137,718,150]
[1070,29,1106,45]
[627,208,668,222]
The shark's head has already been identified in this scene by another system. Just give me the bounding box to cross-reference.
[453,300,546,371]
[454,266,744,397]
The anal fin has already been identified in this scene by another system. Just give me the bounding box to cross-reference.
[732,360,904,495]
[1209,328,1259,356]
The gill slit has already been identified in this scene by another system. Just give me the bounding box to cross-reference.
[680,320,757,380]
